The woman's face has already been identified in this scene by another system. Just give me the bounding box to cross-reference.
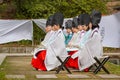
[51,26,55,31]
[66,28,72,33]
[83,25,88,31]
[72,27,78,33]
[53,25,59,31]
[89,23,92,29]
[45,25,52,33]
[78,25,83,31]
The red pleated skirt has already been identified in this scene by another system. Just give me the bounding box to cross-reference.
[66,50,79,69]
[31,50,89,71]
[31,50,47,71]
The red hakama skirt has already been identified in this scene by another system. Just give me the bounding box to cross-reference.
[31,50,88,71]
[66,50,79,69]
[31,50,47,71]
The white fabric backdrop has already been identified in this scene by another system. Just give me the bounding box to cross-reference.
[99,12,120,48]
[0,20,33,44]
[0,12,120,48]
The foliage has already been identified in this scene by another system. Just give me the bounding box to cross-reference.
[0,3,8,18]
[14,0,108,19]
[0,3,7,12]
[33,22,46,45]
[0,1,16,19]
[17,40,32,46]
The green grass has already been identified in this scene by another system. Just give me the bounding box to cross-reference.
[106,62,120,74]
[0,71,6,80]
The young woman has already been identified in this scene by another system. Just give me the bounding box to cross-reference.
[65,20,73,45]
[89,10,103,58]
[71,14,92,57]
[40,15,54,48]
[69,14,92,70]
[77,14,85,46]
[32,15,55,59]
[66,17,80,69]
[67,17,80,48]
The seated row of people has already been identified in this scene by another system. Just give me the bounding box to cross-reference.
[65,11,103,71]
[31,10,103,72]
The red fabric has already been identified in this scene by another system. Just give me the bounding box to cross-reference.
[84,68,89,72]
[66,51,79,69]
[31,50,47,71]
[31,50,89,71]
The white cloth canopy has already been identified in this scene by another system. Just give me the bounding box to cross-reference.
[0,20,33,44]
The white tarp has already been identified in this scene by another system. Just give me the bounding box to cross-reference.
[0,20,33,44]
[99,12,120,48]
[32,19,46,32]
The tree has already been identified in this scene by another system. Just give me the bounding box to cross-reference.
[14,0,108,19]
[0,0,3,4]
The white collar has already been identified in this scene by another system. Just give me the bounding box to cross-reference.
[93,28,98,32]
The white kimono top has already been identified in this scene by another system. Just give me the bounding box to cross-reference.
[71,29,92,58]
[66,30,85,51]
[32,30,55,58]
[79,29,92,48]
[73,28,103,71]
[68,31,80,46]
[45,29,68,71]
[41,30,54,48]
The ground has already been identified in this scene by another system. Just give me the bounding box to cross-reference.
[0,56,120,80]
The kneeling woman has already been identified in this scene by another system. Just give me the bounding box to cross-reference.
[31,13,68,71]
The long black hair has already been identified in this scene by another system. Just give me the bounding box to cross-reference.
[92,24,99,30]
